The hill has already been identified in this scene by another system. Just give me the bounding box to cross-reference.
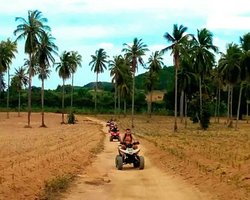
[81,66,175,93]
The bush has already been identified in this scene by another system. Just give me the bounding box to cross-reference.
[67,112,76,124]
[188,92,213,130]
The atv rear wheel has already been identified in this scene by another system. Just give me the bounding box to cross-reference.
[109,136,113,142]
[116,155,123,170]
[139,156,145,170]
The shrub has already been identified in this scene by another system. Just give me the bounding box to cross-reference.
[67,112,76,124]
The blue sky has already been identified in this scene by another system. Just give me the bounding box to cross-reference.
[0,0,250,89]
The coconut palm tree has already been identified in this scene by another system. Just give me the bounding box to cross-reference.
[219,43,241,126]
[55,51,72,123]
[145,51,164,118]
[211,64,224,123]
[178,56,196,124]
[109,55,125,116]
[235,33,250,130]
[122,38,149,128]
[192,28,218,126]
[89,48,109,114]
[36,32,58,127]
[161,24,191,131]
[14,67,28,117]
[14,10,50,127]
[0,39,18,118]
[0,73,5,94]
[69,51,82,110]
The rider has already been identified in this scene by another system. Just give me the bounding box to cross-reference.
[120,128,139,150]
[112,124,119,132]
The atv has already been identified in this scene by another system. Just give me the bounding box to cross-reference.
[110,130,121,142]
[115,142,145,170]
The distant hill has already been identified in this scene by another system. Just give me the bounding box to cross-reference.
[80,66,175,92]
[83,81,114,91]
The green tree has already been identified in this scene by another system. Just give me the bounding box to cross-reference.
[89,48,109,114]
[145,51,164,118]
[55,51,72,123]
[161,24,191,131]
[69,51,82,110]
[122,38,149,127]
[192,28,218,126]
[14,66,28,117]
[0,39,18,118]
[235,33,250,130]
[36,32,58,127]
[14,10,50,127]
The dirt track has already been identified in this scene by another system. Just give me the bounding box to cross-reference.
[63,117,211,200]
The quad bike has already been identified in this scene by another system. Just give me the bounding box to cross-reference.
[110,130,121,142]
[115,142,145,170]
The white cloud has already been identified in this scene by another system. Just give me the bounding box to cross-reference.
[206,15,250,30]
[99,43,114,48]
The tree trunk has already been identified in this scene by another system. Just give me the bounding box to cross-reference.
[71,73,74,110]
[230,85,233,120]
[6,68,10,119]
[95,73,98,116]
[131,72,135,128]
[217,87,221,123]
[235,84,243,130]
[174,67,178,131]
[18,91,21,117]
[114,83,117,115]
[118,86,121,119]
[227,85,230,123]
[62,79,65,124]
[199,75,202,125]
[41,75,46,127]
[147,92,150,115]
[214,87,218,122]
[124,99,126,117]
[180,90,184,123]
[27,54,32,127]
[247,100,249,124]
[185,93,188,128]
[150,90,153,118]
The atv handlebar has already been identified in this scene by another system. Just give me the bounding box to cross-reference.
[120,141,140,145]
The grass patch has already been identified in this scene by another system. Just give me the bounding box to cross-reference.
[39,173,76,200]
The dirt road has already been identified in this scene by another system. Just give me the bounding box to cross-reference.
[63,118,211,200]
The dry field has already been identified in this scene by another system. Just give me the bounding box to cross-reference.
[98,114,250,200]
[0,112,105,200]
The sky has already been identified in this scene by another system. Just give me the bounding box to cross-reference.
[0,0,250,89]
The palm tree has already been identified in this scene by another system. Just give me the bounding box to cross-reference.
[122,38,149,128]
[36,32,58,127]
[161,24,191,131]
[235,33,250,130]
[89,48,109,114]
[69,51,82,110]
[55,51,72,124]
[0,39,18,118]
[178,56,196,124]
[14,10,50,127]
[219,43,241,126]
[14,67,28,117]
[145,51,164,118]
[109,55,125,116]
[192,28,218,126]
[0,73,5,94]
[211,65,224,123]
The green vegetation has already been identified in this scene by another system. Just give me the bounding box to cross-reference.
[0,10,250,131]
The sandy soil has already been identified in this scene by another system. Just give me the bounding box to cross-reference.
[98,115,250,200]
[0,112,104,200]
[63,117,211,200]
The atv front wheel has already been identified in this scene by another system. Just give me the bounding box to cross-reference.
[116,155,123,170]
[139,156,145,170]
